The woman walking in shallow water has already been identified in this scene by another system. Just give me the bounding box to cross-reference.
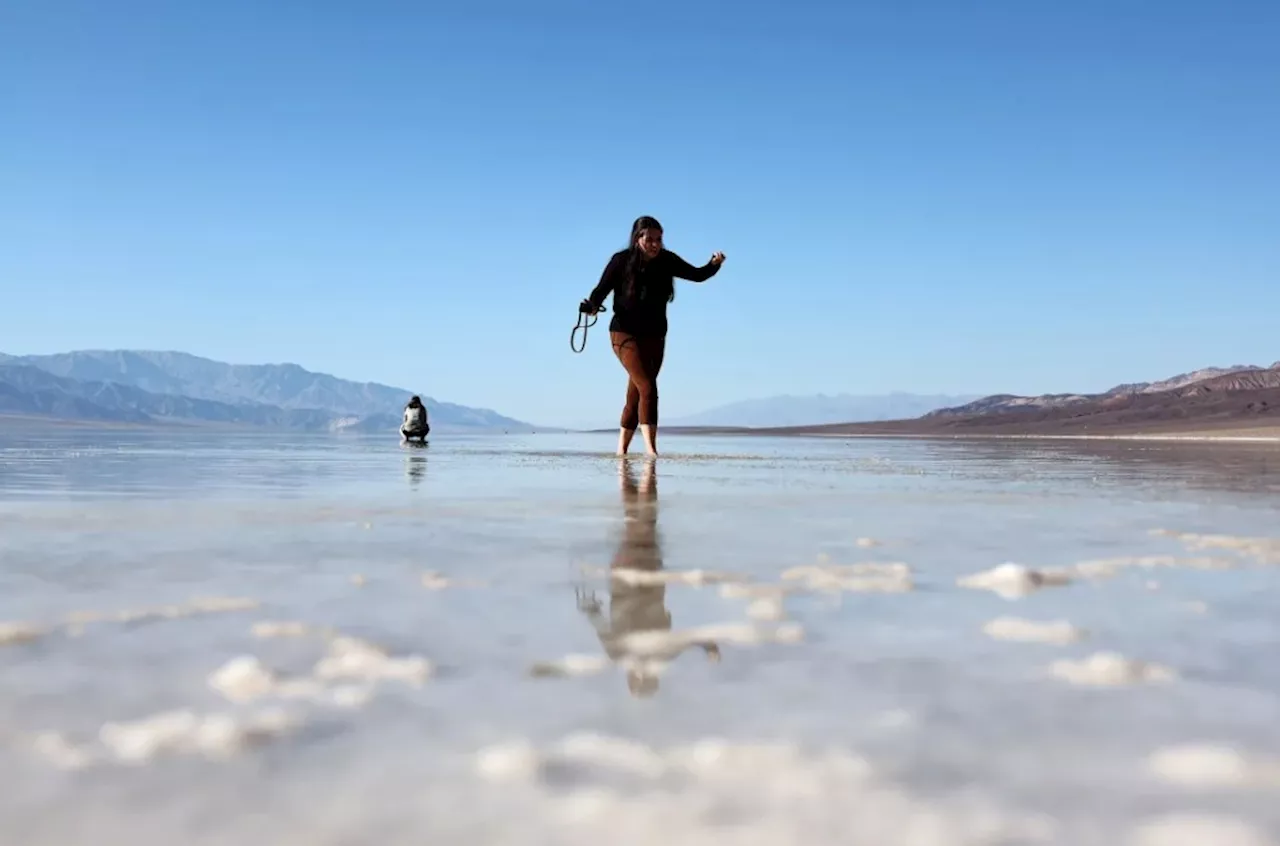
[580,216,725,457]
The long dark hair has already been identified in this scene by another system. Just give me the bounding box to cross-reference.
[623,215,674,304]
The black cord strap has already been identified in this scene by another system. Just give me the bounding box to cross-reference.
[571,304,605,353]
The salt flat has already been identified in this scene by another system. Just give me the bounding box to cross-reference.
[2,425,1279,845]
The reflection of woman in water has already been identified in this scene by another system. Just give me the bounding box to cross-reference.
[577,459,719,697]
[404,451,426,488]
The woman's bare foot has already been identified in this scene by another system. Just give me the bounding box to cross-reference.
[617,427,636,456]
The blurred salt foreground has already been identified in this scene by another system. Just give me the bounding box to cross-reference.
[2,426,1280,845]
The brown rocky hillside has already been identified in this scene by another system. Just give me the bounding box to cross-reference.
[758,364,1280,438]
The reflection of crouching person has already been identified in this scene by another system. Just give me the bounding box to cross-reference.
[401,396,430,442]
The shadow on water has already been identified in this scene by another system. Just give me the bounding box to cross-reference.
[575,458,719,698]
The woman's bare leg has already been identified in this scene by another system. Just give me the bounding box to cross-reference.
[638,423,657,456]
[611,332,664,458]
[637,338,664,457]
[617,427,635,456]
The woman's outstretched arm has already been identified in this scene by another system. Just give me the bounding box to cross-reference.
[667,250,725,283]
[583,252,625,313]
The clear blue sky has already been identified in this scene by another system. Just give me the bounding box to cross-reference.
[3,0,1278,428]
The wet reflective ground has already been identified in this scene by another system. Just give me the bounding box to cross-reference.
[2,425,1280,845]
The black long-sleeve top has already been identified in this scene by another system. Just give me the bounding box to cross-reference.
[584,248,721,339]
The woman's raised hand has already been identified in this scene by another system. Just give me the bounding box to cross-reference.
[709,251,726,267]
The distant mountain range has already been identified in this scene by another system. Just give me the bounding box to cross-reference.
[925,363,1280,419]
[926,360,1280,419]
[748,362,1280,438]
[0,350,535,433]
[9,349,1274,438]
[665,392,983,428]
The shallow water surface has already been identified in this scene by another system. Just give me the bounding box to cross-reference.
[2,426,1280,845]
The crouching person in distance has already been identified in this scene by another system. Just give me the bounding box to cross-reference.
[401,395,430,443]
